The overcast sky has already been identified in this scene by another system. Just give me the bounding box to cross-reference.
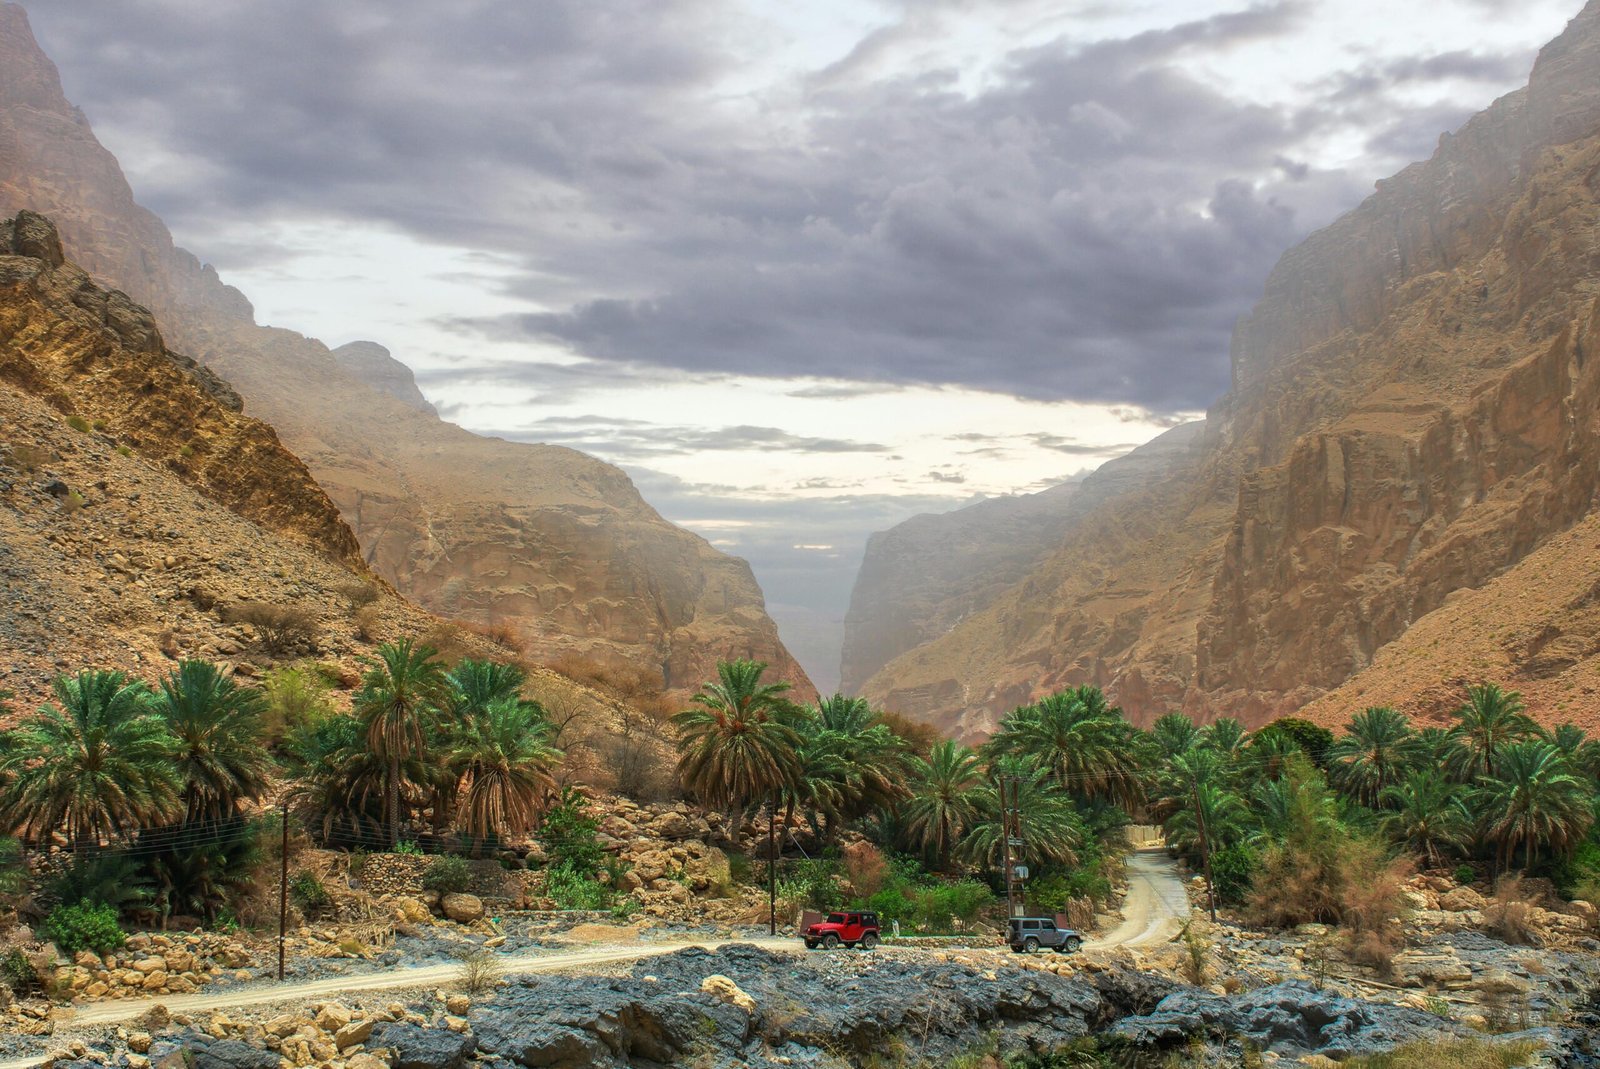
[19,0,1581,689]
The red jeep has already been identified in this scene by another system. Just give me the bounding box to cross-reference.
[803,910,880,950]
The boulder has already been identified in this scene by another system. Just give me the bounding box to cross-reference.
[369,1022,476,1069]
[700,974,758,1014]
[335,1020,375,1050]
[440,894,484,924]
[1390,950,1474,989]
[1439,887,1486,912]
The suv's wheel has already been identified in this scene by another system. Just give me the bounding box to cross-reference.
[1023,936,1040,952]
[1063,936,1082,953]
[822,933,841,950]
[804,940,818,950]
[1011,944,1025,954]
[861,932,879,950]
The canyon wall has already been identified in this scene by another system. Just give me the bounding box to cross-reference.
[849,0,1600,737]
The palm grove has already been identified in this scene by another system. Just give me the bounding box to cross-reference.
[2,640,1600,951]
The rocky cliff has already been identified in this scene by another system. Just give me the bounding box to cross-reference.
[1,211,424,701]
[0,3,810,697]
[852,0,1600,736]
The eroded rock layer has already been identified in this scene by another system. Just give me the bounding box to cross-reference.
[852,0,1600,737]
[0,3,810,696]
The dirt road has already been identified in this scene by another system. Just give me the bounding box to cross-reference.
[0,937,793,1069]
[1092,848,1191,948]
[2,852,1189,1069]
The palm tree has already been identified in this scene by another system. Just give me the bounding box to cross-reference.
[435,659,541,833]
[1476,740,1594,872]
[1450,683,1536,780]
[1543,723,1600,781]
[1149,713,1200,760]
[0,670,178,853]
[986,687,1141,807]
[283,714,392,845]
[901,740,984,870]
[1380,770,1472,866]
[153,660,273,823]
[1328,706,1418,807]
[1201,717,1249,763]
[448,697,562,845]
[672,659,802,841]
[1411,727,1463,777]
[1164,782,1249,859]
[959,759,1082,870]
[354,639,448,848]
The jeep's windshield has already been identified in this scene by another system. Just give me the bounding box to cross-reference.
[827,913,847,924]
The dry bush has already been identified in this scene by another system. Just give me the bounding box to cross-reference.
[224,602,320,654]
[1339,1037,1543,1069]
[1340,844,1413,975]
[6,444,49,473]
[456,947,503,994]
[420,622,479,665]
[352,606,383,642]
[461,618,524,653]
[334,580,380,610]
[1177,920,1211,986]
[842,841,889,899]
[599,703,678,802]
[877,709,945,756]
[1484,876,1541,946]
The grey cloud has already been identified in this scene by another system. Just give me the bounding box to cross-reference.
[18,0,1537,415]
[480,416,889,459]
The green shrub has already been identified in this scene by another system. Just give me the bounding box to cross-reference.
[1,948,36,994]
[66,415,91,433]
[422,855,471,894]
[536,789,603,877]
[1455,864,1478,888]
[1211,844,1259,904]
[289,871,330,914]
[546,862,609,910]
[115,445,133,458]
[394,839,424,856]
[776,859,838,912]
[44,900,125,955]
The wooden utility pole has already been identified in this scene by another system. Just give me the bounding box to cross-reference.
[277,798,289,981]
[768,791,777,936]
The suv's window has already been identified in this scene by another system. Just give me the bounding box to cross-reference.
[827,913,847,924]
[1022,920,1040,930]
[847,914,860,925]
[1041,921,1056,930]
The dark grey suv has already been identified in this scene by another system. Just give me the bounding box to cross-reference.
[1007,917,1083,954]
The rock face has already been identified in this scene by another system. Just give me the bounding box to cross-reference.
[0,211,506,703]
[841,478,1085,696]
[851,0,1600,736]
[0,3,810,697]
[0,211,359,565]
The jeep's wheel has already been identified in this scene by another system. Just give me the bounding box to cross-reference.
[1023,936,1040,953]
[804,940,818,950]
[1011,944,1025,954]
[822,933,841,950]
[1063,936,1082,953]
[861,932,879,950]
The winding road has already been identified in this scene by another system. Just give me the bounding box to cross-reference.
[1092,848,1191,948]
[0,851,1191,1069]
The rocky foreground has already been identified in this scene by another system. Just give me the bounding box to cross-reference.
[25,943,1600,1069]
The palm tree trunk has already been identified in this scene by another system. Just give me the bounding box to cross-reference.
[388,756,401,849]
